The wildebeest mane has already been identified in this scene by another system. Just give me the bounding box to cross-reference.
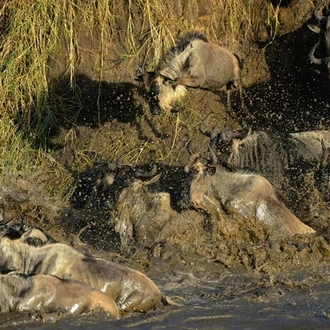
[157,31,208,69]
[0,274,33,311]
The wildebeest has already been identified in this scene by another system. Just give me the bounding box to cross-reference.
[7,216,56,247]
[113,173,191,253]
[0,224,165,313]
[199,124,330,193]
[135,31,245,117]
[184,150,316,239]
[308,1,330,77]
[0,273,120,318]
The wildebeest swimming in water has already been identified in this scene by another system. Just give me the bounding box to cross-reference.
[0,273,120,318]
[135,31,246,119]
[0,223,166,313]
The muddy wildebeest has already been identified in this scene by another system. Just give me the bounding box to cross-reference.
[0,273,120,318]
[113,173,191,253]
[199,117,249,169]
[7,216,56,247]
[183,149,316,239]
[135,31,245,118]
[71,160,158,210]
[199,122,330,189]
[0,223,165,313]
[308,2,330,77]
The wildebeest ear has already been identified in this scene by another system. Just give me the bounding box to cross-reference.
[0,224,9,237]
[0,223,21,239]
[207,165,216,176]
[134,75,144,82]
[163,77,177,87]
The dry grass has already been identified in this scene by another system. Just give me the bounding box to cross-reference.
[0,0,287,200]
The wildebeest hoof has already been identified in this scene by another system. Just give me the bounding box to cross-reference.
[170,106,184,113]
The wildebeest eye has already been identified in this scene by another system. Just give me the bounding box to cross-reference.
[207,166,216,176]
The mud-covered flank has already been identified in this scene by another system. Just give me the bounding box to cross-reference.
[2,0,330,328]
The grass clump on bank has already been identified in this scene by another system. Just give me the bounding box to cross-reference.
[0,0,283,201]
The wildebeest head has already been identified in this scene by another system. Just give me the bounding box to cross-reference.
[199,117,249,168]
[0,210,23,240]
[308,1,330,78]
[135,66,186,114]
[184,145,217,182]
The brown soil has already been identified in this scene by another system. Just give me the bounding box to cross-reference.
[3,0,330,301]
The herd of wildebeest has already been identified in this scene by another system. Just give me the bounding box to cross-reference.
[1,1,330,322]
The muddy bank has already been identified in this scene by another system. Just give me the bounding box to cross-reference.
[2,0,330,327]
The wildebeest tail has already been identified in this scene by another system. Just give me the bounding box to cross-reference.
[234,53,245,70]
[161,294,183,307]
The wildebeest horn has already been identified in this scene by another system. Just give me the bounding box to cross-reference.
[220,127,249,141]
[134,164,158,178]
[187,140,196,156]
[200,117,211,137]
[200,115,218,140]
[136,66,146,75]
[0,205,5,224]
[309,42,330,65]
[0,205,11,226]
[314,1,327,21]
[18,215,27,233]
[208,145,218,165]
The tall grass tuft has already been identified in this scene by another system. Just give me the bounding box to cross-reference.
[0,0,260,200]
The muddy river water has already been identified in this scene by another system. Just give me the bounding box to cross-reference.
[2,268,330,330]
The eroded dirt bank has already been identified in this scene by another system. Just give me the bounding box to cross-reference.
[2,0,330,328]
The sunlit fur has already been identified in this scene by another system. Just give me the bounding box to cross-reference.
[0,273,120,318]
[153,31,243,113]
[155,76,188,112]
[0,236,164,313]
[185,156,316,238]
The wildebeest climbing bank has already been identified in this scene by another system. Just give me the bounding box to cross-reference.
[2,0,330,328]
[135,31,245,118]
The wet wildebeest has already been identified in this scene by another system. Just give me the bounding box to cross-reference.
[0,223,165,313]
[199,117,249,169]
[0,273,120,318]
[183,149,316,239]
[71,160,158,210]
[135,31,245,118]
[7,216,56,247]
[199,124,330,193]
[113,173,190,253]
[308,1,330,77]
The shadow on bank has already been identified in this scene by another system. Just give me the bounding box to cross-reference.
[244,23,330,133]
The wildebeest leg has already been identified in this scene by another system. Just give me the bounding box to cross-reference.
[227,88,232,113]
[118,290,160,313]
[227,84,249,130]
[226,88,242,124]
